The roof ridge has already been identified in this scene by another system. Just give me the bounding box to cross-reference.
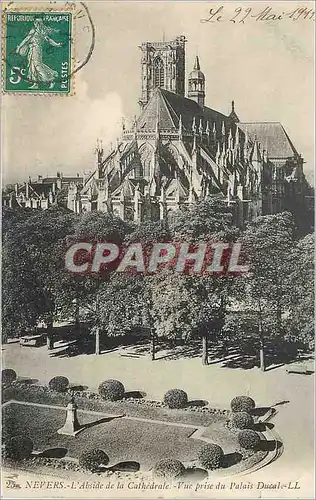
[239,121,282,125]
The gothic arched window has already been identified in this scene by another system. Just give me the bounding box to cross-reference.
[154,57,164,88]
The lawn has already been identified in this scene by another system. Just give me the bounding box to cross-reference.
[3,403,207,470]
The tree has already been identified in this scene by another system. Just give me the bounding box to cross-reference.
[123,218,172,359]
[235,212,296,371]
[286,233,314,348]
[162,196,238,364]
[70,211,132,354]
[2,206,77,346]
[97,273,148,350]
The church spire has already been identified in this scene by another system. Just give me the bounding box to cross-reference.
[193,55,201,71]
[188,55,205,108]
[229,100,240,122]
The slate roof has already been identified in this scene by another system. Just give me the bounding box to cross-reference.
[137,88,230,135]
[237,122,298,159]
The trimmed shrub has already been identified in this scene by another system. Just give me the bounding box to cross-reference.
[2,369,17,386]
[230,396,255,413]
[79,449,109,471]
[98,379,125,401]
[5,435,33,461]
[198,443,224,470]
[163,389,188,409]
[238,430,261,450]
[48,376,69,393]
[153,459,185,479]
[231,411,254,430]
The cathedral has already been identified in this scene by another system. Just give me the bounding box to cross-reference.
[4,36,311,227]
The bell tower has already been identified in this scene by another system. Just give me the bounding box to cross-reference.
[139,35,186,110]
[188,56,205,108]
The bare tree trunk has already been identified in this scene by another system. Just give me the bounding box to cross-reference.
[74,297,80,333]
[95,294,100,355]
[150,331,156,361]
[202,335,209,365]
[276,302,282,334]
[259,319,265,372]
[95,326,100,355]
[46,317,54,350]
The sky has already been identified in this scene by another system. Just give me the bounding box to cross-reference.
[2,1,315,185]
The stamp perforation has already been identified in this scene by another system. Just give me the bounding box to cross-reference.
[1,2,76,96]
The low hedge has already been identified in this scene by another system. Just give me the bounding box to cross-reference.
[48,376,69,393]
[153,459,185,479]
[230,411,254,430]
[79,449,109,472]
[238,430,261,450]
[231,396,255,413]
[5,435,33,461]
[2,369,17,386]
[198,443,224,470]
[98,380,125,401]
[163,389,188,409]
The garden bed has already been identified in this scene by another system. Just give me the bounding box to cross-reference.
[3,403,211,470]
[3,383,229,427]
[3,400,270,480]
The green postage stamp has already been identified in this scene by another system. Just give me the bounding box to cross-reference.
[2,8,73,94]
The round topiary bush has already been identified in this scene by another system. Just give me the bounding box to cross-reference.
[153,459,185,479]
[163,389,188,409]
[5,435,33,461]
[48,376,69,392]
[2,369,17,386]
[98,379,125,401]
[231,411,254,430]
[238,430,261,450]
[79,449,109,471]
[197,443,224,470]
[230,396,255,413]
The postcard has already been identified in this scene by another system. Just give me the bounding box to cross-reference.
[1,1,314,499]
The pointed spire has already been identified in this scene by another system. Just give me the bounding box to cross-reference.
[221,121,226,137]
[133,117,137,140]
[216,141,221,163]
[206,120,210,135]
[212,122,216,142]
[193,132,197,152]
[178,114,183,140]
[199,118,203,136]
[263,148,268,163]
[228,127,233,149]
[193,55,201,71]
[192,116,197,134]
[252,135,262,163]
[235,125,240,146]
[222,140,226,155]
[229,100,240,122]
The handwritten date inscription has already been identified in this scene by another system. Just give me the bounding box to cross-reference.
[200,6,315,24]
